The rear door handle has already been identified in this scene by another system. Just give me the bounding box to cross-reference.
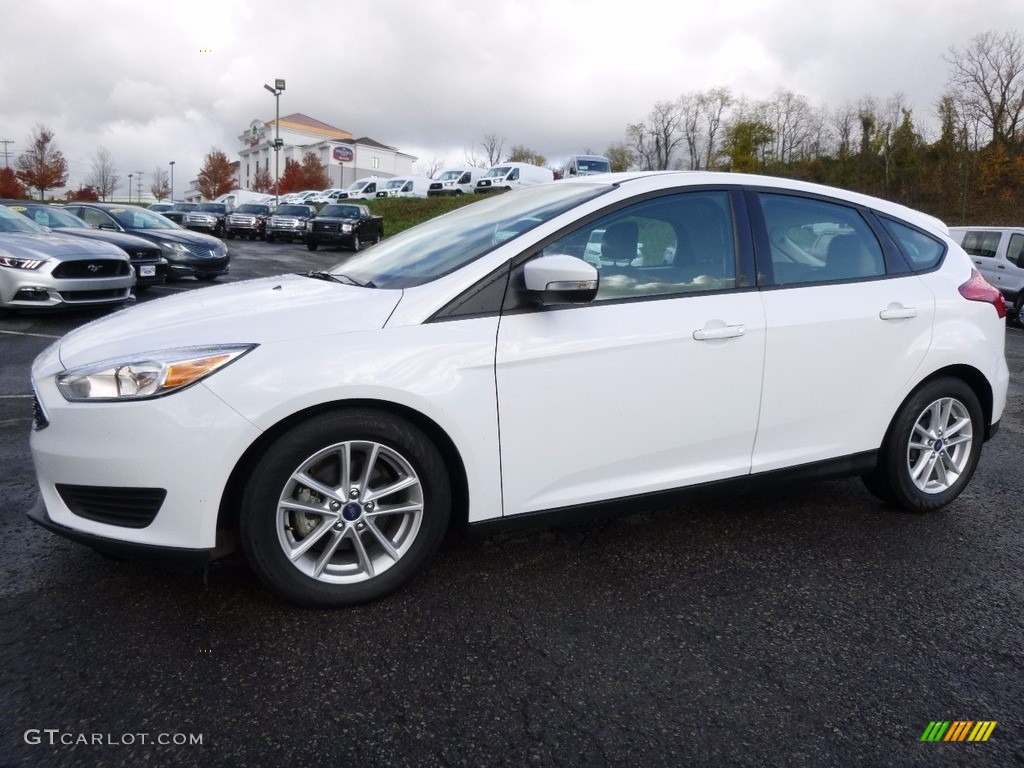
[693,325,746,341]
[879,307,918,320]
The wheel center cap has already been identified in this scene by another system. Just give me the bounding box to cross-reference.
[934,439,944,452]
[342,502,363,522]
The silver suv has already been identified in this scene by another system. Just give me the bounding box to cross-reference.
[949,226,1024,321]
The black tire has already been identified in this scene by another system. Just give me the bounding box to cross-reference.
[351,235,361,252]
[196,274,219,282]
[861,377,983,512]
[1012,294,1023,326]
[373,231,382,245]
[226,230,234,240]
[307,241,318,252]
[239,409,451,607]
[266,233,275,243]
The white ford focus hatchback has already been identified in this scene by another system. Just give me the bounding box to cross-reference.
[28,173,1009,607]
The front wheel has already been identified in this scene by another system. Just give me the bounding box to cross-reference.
[266,233,276,243]
[862,377,983,511]
[306,241,318,252]
[351,235,361,252]
[239,409,451,607]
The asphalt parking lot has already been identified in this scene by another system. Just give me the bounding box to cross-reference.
[1,238,1022,767]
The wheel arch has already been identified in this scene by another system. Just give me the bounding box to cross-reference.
[217,399,470,536]
[891,364,995,444]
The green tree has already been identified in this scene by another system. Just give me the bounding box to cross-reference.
[196,148,236,199]
[605,142,634,172]
[506,145,546,166]
[15,125,68,200]
[723,120,774,172]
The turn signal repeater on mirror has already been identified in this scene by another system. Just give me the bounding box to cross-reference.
[959,269,1006,318]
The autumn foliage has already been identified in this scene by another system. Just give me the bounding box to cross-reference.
[15,125,68,200]
[0,167,26,199]
[196,148,237,200]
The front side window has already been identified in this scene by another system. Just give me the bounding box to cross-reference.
[960,231,1001,258]
[1008,233,1024,267]
[759,194,885,285]
[541,190,737,301]
[79,208,115,229]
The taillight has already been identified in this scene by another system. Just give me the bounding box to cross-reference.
[958,269,1006,319]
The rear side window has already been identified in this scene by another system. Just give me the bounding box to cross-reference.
[960,231,1001,258]
[881,218,945,271]
[759,194,885,285]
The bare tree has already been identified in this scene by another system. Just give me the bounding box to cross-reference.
[699,87,732,169]
[150,167,170,201]
[627,100,685,170]
[479,134,505,166]
[86,147,119,202]
[945,30,1024,147]
[415,157,445,179]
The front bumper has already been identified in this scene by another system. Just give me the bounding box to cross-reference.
[27,496,214,566]
[1,265,134,309]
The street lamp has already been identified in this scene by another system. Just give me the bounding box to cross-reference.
[128,173,133,203]
[169,161,175,203]
[263,78,285,205]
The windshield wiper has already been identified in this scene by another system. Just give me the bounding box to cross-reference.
[304,271,375,288]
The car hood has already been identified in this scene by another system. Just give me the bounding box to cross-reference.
[0,231,124,260]
[56,274,403,370]
[128,228,222,247]
[56,228,160,251]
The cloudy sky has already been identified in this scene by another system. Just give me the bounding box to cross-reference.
[3,0,1022,196]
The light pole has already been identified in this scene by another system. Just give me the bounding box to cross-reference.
[128,173,133,203]
[169,161,175,203]
[263,78,285,205]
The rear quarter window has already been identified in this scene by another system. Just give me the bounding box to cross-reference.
[959,230,1001,258]
[881,218,946,271]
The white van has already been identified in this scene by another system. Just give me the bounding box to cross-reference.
[427,167,483,196]
[562,154,611,178]
[375,176,433,198]
[949,226,1024,319]
[214,189,275,208]
[337,177,387,200]
[475,163,554,193]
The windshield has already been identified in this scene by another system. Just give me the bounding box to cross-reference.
[195,204,227,213]
[484,166,510,179]
[0,206,44,233]
[438,170,463,181]
[26,206,89,228]
[384,180,406,189]
[347,181,371,191]
[321,205,361,218]
[236,204,270,214]
[170,203,197,211]
[578,158,611,173]
[106,207,179,230]
[274,205,311,216]
[327,182,608,289]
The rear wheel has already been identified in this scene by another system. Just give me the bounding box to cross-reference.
[307,241,318,252]
[239,410,451,607]
[862,377,983,511]
[266,233,276,243]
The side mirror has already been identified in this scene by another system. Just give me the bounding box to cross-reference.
[523,254,598,305]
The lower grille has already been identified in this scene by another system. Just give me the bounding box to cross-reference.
[32,392,49,430]
[61,289,131,302]
[56,484,166,528]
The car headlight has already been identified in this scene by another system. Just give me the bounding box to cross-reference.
[342,224,353,233]
[0,255,47,270]
[161,242,190,256]
[56,344,256,402]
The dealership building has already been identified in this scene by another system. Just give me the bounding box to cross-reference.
[236,113,416,191]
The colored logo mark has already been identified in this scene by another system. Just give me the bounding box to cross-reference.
[920,721,997,742]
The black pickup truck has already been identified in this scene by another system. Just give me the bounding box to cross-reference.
[305,204,384,251]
